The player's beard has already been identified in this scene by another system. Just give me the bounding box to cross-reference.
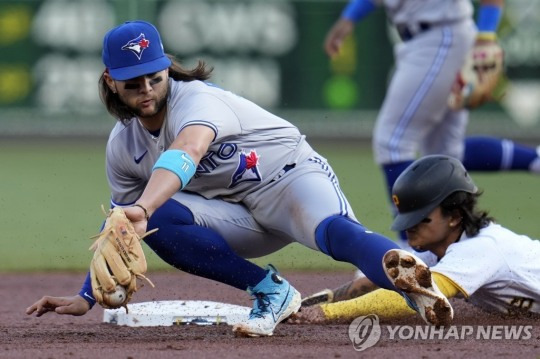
[131,91,168,119]
[121,82,169,120]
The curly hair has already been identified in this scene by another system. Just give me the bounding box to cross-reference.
[439,191,494,237]
[98,54,213,124]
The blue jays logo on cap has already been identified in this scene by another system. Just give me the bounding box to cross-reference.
[121,33,150,60]
[102,20,172,81]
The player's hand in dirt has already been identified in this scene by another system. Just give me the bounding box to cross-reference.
[286,305,327,324]
[26,295,90,317]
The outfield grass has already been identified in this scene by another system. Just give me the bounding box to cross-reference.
[1,139,538,272]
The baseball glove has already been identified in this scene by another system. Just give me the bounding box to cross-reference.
[448,42,504,110]
[89,206,157,310]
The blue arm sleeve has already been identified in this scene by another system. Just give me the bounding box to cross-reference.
[77,218,107,309]
[78,272,96,308]
[476,4,502,33]
[342,0,376,22]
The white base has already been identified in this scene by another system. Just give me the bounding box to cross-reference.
[103,300,251,327]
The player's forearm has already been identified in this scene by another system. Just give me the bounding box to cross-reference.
[480,0,503,7]
[432,272,462,298]
[137,168,183,216]
[321,288,416,320]
[320,273,461,321]
[138,143,200,216]
[78,272,96,309]
[138,127,209,216]
[331,276,378,302]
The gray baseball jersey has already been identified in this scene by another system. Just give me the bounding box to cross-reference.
[375,0,473,25]
[432,223,540,315]
[106,79,357,252]
[372,0,477,164]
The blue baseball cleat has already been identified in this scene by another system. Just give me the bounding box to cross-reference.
[383,249,454,327]
[233,264,301,337]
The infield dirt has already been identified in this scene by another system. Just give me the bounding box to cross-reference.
[3,271,539,358]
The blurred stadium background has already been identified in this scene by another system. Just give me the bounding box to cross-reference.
[1,0,539,140]
[0,0,539,271]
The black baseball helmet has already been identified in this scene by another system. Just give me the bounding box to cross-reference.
[390,155,478,231]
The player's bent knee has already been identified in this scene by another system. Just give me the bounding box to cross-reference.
[148,199,195,229]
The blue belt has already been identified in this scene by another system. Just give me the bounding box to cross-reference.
[282,164,296,173]
[396,22,431,42]
[270,163,296,183]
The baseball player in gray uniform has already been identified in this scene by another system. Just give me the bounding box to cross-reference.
[325,0,540,244]
[27,20,455,335]
[291,155,540,323]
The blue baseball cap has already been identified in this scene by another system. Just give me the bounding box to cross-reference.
[102,20,172,81]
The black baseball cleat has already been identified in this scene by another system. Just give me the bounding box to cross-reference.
[383,249,454,327]
[301,289,334,307]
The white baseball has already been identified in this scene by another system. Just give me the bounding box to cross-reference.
[104,285,127,307]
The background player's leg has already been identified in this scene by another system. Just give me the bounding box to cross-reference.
[463,136,540,173]
[382,162,414,201]
[423,113,540,173]
[373,23,474,243]
[421,107,468,159]
[146,199,266,290]
[381,161,414,242]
